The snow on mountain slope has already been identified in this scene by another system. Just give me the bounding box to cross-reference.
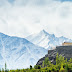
[26,30,72,49]
[0,32,47,69]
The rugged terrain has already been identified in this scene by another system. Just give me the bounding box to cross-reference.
[26,30,72,49]
[36,46,72,66]
[0,32,47,69]
[0,30,72,69]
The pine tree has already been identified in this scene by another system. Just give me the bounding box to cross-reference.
[5,63,7,70]
[5,63,9,72]
[5,63,7,72]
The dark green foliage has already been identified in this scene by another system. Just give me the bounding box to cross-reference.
[0,69,1,72]
[5,63,9,72]
[5,63,7,70]
[5,69,9,72]
[30,65,32,69]
[34,65,41,69]
[37,65,41,69]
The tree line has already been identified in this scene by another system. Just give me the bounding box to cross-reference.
[1,53,72,72]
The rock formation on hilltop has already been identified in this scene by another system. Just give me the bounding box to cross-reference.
[36,46,72,66]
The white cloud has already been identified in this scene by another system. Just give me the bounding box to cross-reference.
[0,0,72,39]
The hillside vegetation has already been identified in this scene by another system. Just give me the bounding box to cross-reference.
[1,53,72,72]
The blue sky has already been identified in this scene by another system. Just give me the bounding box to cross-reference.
[0,0,72,39]
[7,0,72,5]
[8,0,15,3]
[7,0,72,3]
[60,0,72,1]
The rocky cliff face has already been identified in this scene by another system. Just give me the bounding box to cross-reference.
[36,46,72,66]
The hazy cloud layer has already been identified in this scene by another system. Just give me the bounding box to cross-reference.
[0,0,72,39]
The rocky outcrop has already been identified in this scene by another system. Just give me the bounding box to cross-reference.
[36,46,72,66]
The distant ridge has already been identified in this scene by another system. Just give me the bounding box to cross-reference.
[26,29,72,49]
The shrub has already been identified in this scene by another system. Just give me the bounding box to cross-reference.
[34,65,38,69]
[30,65,32,69]
[37,65,41,69]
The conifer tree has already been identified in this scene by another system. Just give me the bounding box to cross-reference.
[5,63,7,70]
[5,63,8,72]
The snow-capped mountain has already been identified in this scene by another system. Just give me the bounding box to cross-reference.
[26,30,72,49]
[0,33,47,69]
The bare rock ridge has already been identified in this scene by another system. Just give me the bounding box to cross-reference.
[36,46,72,66]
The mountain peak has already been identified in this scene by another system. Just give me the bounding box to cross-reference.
[0,32,8,37]
[42,29,46,32]
[40,29,49,35]
[0,32,47,69]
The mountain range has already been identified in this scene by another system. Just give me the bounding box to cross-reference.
[26,30,72,49]
[0,30,72,69]
[0,32,47,69]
